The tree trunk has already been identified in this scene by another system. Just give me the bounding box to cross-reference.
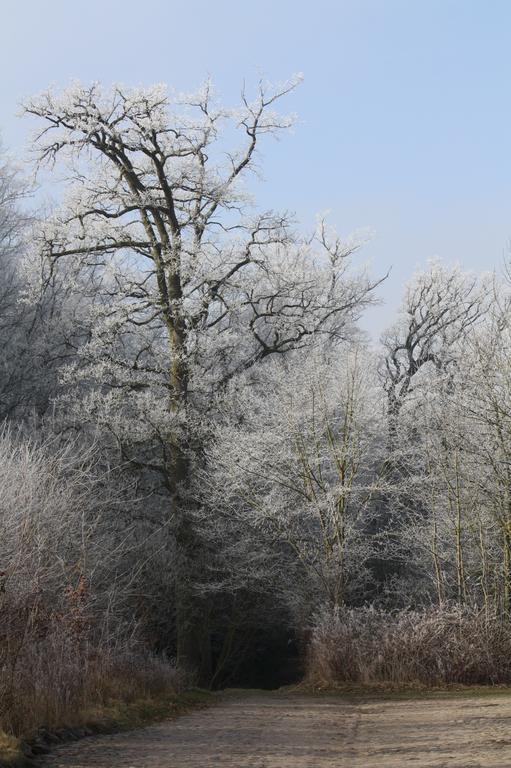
[166,320,213,683]
[174,540,212,683]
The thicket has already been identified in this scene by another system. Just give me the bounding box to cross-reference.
[0,430,180,742]
[307,607,511,687]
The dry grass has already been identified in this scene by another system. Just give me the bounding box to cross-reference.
[307,606,511,687]
[0,621,206,768]
[0,732,22,768]
[0,625,183,738]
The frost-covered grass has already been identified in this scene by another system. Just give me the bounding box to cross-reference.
[0,626,183,738]
[307,606,511,687]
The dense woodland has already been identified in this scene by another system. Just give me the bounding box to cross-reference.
[2,76,511,735]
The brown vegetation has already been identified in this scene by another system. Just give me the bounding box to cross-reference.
[307,606,511,687]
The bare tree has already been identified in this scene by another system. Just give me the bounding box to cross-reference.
[380,262,487,450]
[24,79,380,677]
[0,145,33,416]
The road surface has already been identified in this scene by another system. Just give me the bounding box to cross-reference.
[39,691,511,767]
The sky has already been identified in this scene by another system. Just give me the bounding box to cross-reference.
[1,0,511,334]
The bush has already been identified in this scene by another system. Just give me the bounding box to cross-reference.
[307,605,511,687]
[0,622,182,737]
[0,428,181,739]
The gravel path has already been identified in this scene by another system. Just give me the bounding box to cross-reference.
[38,691,511,767]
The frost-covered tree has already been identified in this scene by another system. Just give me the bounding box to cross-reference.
[382,280,511,613]
[24,79,380,675]
[455,296,511,614]
[362,263,489,597]
[380,262,487,450]
[203,347,386,619]
[0,145,33,416]
[0,143,92,420]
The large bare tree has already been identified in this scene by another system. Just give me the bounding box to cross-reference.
[24,79,380,677]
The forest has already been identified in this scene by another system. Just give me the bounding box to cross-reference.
[2,76,511,741]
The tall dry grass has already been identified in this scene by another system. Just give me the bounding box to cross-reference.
[307,605,511,687]
[0,615,181,737]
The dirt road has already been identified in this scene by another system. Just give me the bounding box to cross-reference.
[39,691,511,767]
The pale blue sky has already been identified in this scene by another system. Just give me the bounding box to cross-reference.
[1,0,510,333]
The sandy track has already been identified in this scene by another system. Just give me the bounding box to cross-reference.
[38,691,511,767]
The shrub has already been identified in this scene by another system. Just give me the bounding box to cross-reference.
[0,428,181,739]
[0,622,182,737]
[307,605,511,687]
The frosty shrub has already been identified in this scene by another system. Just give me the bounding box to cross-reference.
[307,605,511,686]
[0,428,181,738]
